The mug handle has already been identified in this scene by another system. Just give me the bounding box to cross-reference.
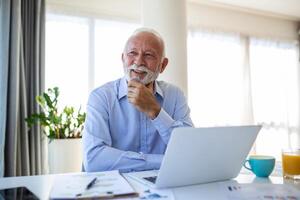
[243,160,252,171]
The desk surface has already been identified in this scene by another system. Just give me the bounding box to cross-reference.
[0,172,299,200]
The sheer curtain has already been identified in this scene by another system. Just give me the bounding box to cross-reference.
[188,29,299,160]
[250,38,300,158]
[188,30,251,126]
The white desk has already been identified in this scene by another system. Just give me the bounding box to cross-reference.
[0,172,299,200]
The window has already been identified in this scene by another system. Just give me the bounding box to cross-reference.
[46,13,139,111]
[94,20,138,87]
[46,14,89,110]
[188,29,300,160]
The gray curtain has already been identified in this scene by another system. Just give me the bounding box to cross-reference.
[0,0,11,178]
[0,0,46,177]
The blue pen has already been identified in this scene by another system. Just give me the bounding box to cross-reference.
[86,177,97,190]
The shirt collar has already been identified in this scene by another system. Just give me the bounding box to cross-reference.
[154,80,164,98]
[118,76,164,100]
[118,77,128,100]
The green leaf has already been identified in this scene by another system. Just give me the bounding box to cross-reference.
[43,93,54,109]
[36,95,46,107]
[54,87,59,98]
[64,106,74,116]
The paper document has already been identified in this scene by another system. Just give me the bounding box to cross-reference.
[220,182,300,200]
[50,170,137,199]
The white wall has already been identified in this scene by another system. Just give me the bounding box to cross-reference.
[47,0,140,22]
[188,2,299,41]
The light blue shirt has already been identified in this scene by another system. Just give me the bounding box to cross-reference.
[83,77,193,172]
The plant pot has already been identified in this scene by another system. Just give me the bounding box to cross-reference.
[48,138,82,174]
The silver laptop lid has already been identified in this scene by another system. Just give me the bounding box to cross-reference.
[155,125,261,188]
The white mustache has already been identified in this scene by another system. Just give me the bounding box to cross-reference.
[128,64,151,74]
[124,64,159,85]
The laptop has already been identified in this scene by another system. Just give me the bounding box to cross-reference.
[127,125,261,188]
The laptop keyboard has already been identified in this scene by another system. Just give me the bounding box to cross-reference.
[143,176,157,183]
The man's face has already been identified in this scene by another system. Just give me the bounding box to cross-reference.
[122,32,163,85]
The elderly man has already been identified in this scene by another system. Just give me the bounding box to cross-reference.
[83,28,193,172]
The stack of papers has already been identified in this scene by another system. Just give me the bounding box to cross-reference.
[221,182,300,200]
[50,170,137,199]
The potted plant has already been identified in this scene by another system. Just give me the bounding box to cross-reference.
[26,87,86,174]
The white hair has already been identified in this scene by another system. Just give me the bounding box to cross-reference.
[125,27,166,58]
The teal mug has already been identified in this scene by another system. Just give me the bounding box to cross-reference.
[243,155,275,177]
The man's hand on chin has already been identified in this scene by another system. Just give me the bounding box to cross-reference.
[127,80,161,119]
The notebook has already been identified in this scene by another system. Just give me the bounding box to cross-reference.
[128,125,261,188]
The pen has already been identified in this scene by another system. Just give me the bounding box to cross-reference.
[86,177,97,190]
[76,177,98,197]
